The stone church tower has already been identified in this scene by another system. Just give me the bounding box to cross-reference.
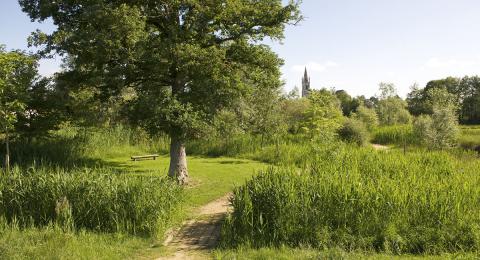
[302,67,311,97]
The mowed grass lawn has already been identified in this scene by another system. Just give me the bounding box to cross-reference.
[106,155,268,209]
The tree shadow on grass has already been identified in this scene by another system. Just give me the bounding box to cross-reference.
[0,137,167,175]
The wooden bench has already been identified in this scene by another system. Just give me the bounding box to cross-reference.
[131,154,160,161]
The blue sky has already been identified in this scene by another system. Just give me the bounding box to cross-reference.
[2,0,480,97]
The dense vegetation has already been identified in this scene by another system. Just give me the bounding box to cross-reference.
[221,146,480,254]
[0,167,182,235]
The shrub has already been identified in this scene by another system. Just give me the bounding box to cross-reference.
[0,167,183,236]
[338,119,369,146]
[429,108,459,149]
[413,108,459,150]
[221,147,480,254]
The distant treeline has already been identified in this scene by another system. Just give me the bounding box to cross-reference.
[334,76,480,125]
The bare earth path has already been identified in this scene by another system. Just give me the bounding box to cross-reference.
[372,144,389,150]
[158,194,231,260]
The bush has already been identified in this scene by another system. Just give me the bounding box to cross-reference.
[0,167,183,236]
[413,108,459,150]
[429,108,459,149]
[338,119,369,146]
[221,147,480,254]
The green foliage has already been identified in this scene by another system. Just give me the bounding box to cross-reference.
[245,87,287,140]
[282,97,310,133]
[352,105,379,131]
[376,98,412,126]
[335,90,360,116]
[338,118,369,146]
[413,108,459,150]
[425,87,458,112]
[376,83,412,126]
[21,0,301,143]
[221,147,480,254]
[372,125,417,145]
[459,76,480,124]
[413,115,433,145]
[407,76,480,124]
[0,166,183,236]
[0,48,37,134]
[301,89,343,139]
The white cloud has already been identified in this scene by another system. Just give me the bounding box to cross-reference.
[292,61,339,73]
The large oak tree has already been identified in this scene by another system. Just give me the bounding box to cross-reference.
[20,0,301,183]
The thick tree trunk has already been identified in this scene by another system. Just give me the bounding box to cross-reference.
[168,135,188,184]
[4,128,10,174]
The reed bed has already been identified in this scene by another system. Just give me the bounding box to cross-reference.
[222,146,480,255]
[0,166,183,236]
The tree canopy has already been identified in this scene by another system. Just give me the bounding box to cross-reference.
[0,46,38,171]
[20,0,301,183]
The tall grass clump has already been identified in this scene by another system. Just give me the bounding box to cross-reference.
[459,125,480,152]
[372,124,417,145]
[221,147,480,254]
[0,166,183,236]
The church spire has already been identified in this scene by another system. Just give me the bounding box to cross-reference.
[302,67,311,97]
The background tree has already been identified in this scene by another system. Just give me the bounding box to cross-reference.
[286,86,300,99]
[458,76,480,124]
[0,47,38,172]
[406,83,428,116]
[424,87,458,113]
[282,97,310,134]
[243,86,286,146]
[16,77,65,138]
[407,76,480,124]
[301,89,343,140]
[375,83,412,125]
[335,90,360,116]
[21,0,301,184]
[352,104,378,131]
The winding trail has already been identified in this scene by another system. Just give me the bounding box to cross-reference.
[158,194,231,260]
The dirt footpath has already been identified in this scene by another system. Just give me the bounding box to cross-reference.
[158,194,231,260]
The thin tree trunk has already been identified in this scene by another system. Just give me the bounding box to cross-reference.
[168,135,188,184]
[4,127,10,174]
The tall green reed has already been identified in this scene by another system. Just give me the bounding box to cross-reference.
[0,166,183,236]
[222,146,480,254]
